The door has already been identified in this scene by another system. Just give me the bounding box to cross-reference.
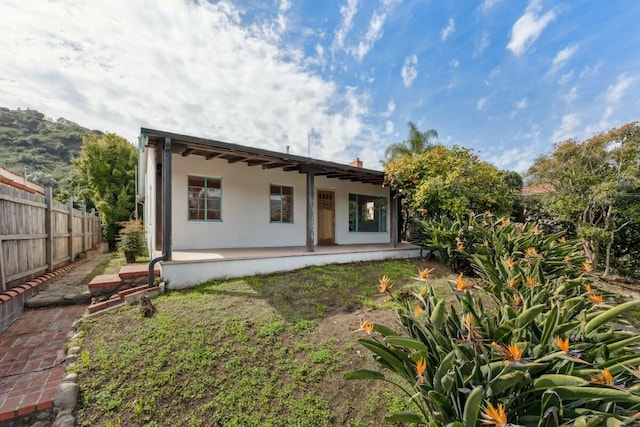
[317,190,335,245]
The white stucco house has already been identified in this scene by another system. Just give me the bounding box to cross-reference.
[138,128,420,288]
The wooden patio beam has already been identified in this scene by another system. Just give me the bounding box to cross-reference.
[306,172,315,252]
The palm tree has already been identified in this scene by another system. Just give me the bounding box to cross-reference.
[384,121,438,161]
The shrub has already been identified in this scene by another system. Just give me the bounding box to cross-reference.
[117,220,146,263]
[347,223,640,426]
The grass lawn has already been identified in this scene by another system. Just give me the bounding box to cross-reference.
[74,259,455,427]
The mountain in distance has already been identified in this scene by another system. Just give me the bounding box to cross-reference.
[0,107,102,194]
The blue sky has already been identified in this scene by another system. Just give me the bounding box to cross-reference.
[1,0,638,174]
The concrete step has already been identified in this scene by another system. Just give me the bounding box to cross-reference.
[87,274,122,296]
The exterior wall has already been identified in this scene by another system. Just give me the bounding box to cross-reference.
[171,154,307,249]
[169,153,391,250]
[314,175,390,245]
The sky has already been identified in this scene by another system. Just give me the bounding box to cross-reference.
[1,0,639,174]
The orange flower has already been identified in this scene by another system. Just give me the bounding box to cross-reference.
[418,267,435,280]
[413,305,423,316]
[419,285,427,296]
[513,293,522,308]
[558,237,567,243]
[564,256,571,263]
[481,402,508,427]
[483,239,489,247]
[506,257,515,269]
[589,293,604,305]
[456,241,465,252]
[360,321,374,335]
[581,261,594,273]
[491,343,523,362]
[455,273,473,292]
[524,247,538,257]
[484,210,492,216]
[508,278,517,288]
[415,357,427,384]
[585,284,593,293]
[501,218,510,227]
[555,336,569,353]
[530,227,539,235]
[378,275,392,293]
[465,313,473,329]
[526,276,536,288]
[593,368,613,385]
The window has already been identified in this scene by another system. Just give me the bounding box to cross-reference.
[349,194,387,232]
[188,176,221,221]
[270,185,293,223]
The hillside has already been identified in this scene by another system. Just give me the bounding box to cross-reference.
[0,107,101,192]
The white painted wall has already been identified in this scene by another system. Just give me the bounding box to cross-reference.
[314,175,390,245]
[145,152,391,250]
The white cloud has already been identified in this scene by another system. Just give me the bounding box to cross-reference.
[585,106,614,135]
[507,0,556,56]
[473,32,490,57]
[384,100,396,117]
[480,0,502,12]
[350,1,398,61]
[579,62,602,79]
[401,54,418,87]
[477,97,488,111]
[486,146,536,174]
[605,73,637,104]
[551,113,581,142]
[385,120,394,134]
[450,59,459,67]
[548,44,578,75]
[484,66,500,86]
[441,18,455,41]
[0,0,384,166]
[332,0,358,51]
[563,86,578,104]
[510,97,528,117]
[558,70,574,85]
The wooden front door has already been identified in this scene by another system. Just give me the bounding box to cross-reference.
[317,190,335,245]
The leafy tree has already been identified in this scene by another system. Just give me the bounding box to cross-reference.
[73,133,137,248]
[384,121,438,161]
[527,122,640,275]
[385,145,517,219]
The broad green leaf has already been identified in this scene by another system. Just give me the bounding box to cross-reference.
[606,335,640,353]
[373,324,397,337]
[553,386,640,403]
[358,339,406,373]
[533,374,588,389]
[434,351,456,394]
[385,411,423,424]
[462,385,483,427]
[445,423,465,427]
[343,369,385,380]
[585,300,640,336]
[539,303,559,351]
[430,299,446,327]
[385,336,429,352]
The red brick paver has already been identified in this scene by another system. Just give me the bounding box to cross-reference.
[0,305,85,422]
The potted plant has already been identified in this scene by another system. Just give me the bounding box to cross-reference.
[117,220,146,263]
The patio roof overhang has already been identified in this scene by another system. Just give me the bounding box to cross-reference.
[141,128,385,185]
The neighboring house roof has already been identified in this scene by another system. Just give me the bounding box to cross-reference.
[521,184,554,196]
[0,166,45,194]
[141,128,385,185]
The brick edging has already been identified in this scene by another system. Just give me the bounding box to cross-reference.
[0,258,89,333]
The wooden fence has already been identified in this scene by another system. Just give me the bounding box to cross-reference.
[0,185,102,290]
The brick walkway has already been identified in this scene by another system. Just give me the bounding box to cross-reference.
[0,305,85,423]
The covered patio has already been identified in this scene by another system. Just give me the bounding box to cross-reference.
[158,243,421,288]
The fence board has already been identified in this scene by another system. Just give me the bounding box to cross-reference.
[0,185,101,290]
